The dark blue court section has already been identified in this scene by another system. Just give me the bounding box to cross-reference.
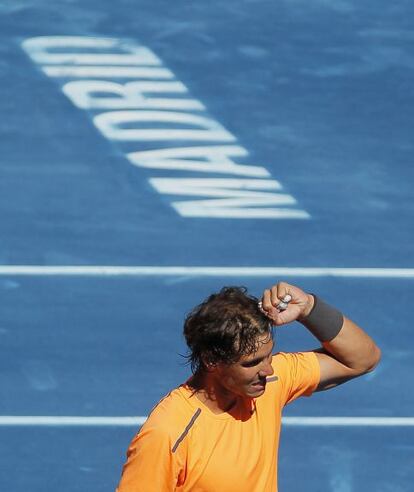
[279,426,414,492]
[1,1,414,491]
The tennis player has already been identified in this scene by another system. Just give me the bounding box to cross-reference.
[116,281,381,491]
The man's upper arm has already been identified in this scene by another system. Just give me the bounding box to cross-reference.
[314,349,365,391]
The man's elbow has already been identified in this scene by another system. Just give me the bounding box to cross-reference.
[361,345,382,375]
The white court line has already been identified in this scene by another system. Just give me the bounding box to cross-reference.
[0,416,147,426]
[282,417,414,427]
[1,416,414,427]
[0,266,414,278]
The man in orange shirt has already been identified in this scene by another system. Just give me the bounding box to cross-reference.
[116,281,381,491]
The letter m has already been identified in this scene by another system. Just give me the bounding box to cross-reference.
[149,178,310,219]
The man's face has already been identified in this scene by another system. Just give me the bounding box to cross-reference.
[213,333,274,399]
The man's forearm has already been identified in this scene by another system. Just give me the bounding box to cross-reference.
[300,296,381,375]
[319,316,381,374]
[299,296,380,374]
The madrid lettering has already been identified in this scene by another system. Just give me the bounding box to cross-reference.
[22,36,310,219]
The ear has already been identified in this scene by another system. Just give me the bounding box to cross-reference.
[201,355,216,372]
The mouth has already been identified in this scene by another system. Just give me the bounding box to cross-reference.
[251,380,266,390]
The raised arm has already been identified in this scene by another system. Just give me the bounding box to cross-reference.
[260,282,381,391]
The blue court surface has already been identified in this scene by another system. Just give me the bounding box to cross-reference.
[1,1,414,491]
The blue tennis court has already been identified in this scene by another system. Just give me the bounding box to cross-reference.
[1,1,413,490]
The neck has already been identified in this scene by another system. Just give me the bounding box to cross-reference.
[188,372,238,415]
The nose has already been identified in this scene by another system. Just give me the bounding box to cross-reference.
[259,360,274,378]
